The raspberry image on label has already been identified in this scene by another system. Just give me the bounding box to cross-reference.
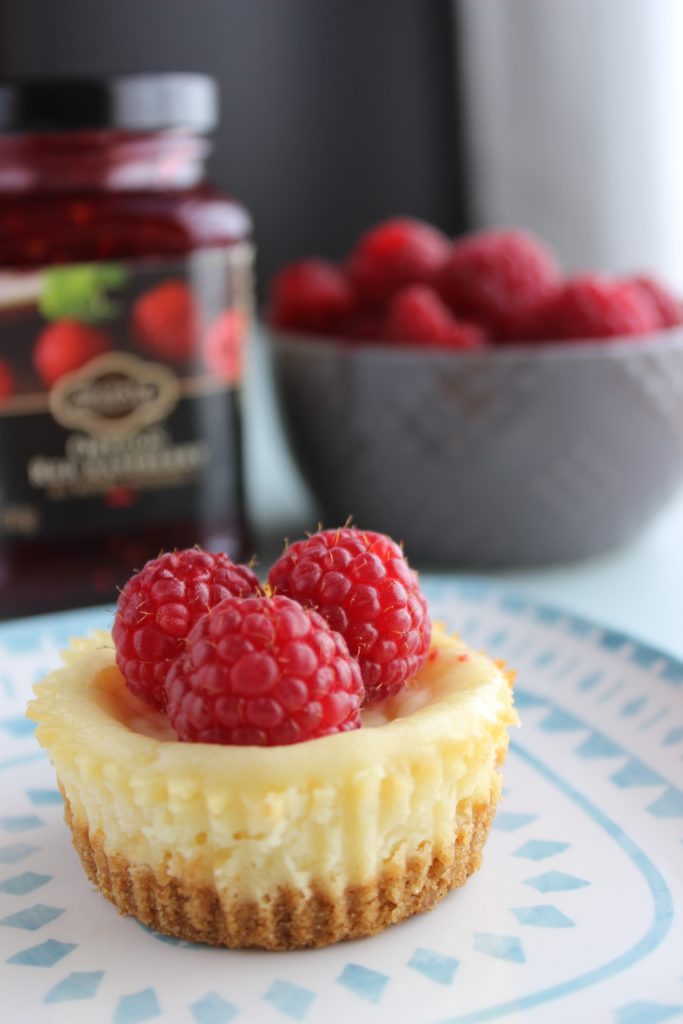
[132,280,198,362]
[0,358,14,401]
[33,320,112,386]
[203,309,246,383]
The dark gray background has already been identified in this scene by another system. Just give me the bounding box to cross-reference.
[0,0,467,300]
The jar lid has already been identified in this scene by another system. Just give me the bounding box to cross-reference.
[0,74,218,134]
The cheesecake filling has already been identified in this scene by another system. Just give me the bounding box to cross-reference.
[29,625,517,895]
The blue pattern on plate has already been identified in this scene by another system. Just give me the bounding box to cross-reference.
[190,991,240,1024]
[0,843,39,865]
[473,933,525,964]
[336,964,389,1003]
[0,871,51,896]
[407,948,459,985]
[513,840,571,861]
[43,970,104,1003]
[511,905,575,928]
[7,938,76,967]
[1,584,681,1022]
[0,815,43,832]
[0,904,63,931]
[26,788,62,806]
[523,871,589,893]
[264,980,315,1019]
[113,987,161,1023]
[615,1001,683,1024]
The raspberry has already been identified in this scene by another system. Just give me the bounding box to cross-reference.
[532,274,659,341]
[386,285,487,350]
[347,217,450,308]
[132,280,197,361]
[203,310,245,383]
[627,275,683,329]
[268,528,431,705]
[337,312,386,342]
[438,228,559,339]
[269,259,355,333]
[0,359,14,400]
[33,320,111,387]
[113,549,262,709]
[164,594,364,745]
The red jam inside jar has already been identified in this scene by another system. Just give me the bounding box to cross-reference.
[0,75,253,617]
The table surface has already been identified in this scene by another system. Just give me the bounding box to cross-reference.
[246,329,683,660]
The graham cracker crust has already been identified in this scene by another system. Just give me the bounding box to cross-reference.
[63,796,497,950]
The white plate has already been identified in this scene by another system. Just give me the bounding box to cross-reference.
[1,579,682,1024]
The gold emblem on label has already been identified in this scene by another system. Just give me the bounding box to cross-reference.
[49,352,180,439]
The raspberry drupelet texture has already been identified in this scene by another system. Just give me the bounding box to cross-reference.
[132,280,197,362]
[269,259,356,333]
[627,275,683,330]
[33,320,111,386]
[531,274,659,341]
[164,594,364,745]
[268,528,431,705]
[113,549,262,709]
[348,217,450,308]
[438,228,559,340]
[386,284,486,350]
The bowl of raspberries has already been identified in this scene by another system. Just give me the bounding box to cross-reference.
[266,219,683,566]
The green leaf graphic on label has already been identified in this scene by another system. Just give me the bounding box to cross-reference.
[40,264,128,322]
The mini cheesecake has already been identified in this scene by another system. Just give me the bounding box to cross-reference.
[28,624,517,950]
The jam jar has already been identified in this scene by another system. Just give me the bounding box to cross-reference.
[0,75,253,617]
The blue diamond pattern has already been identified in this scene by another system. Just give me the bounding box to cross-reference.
[264,980,315,1019]
[611,759,665,789]
[407,948,459,985]
[660,661,683,684]
[0,904,64,930]
[539,708,583,732]
[512,692,546,709]
[44,970,104,1003]
[600,629,629,650]
[534,649,556,668]
[0,843,38,864]
[568,617,593,637]
[473,932,525,963]
[137,921,203,949]
[536,607,561,624]
[7,938,76,967]
[513,839,570,861]
[190,992,239,1024]
[577,671,603,691]
[576,732,622,758]
[621,697,648,718]
[512,905,575,928]
[337,964,389,1003]
[492,812,537,832]
[0,716,35,737]
[663,726,683,746]
[630,645,662,668]
[615,1000,683,1024]
[486,629,510,649]
[523,871,589,893]
[0,816,43,832]
[0,871,51,895]
[499,594,527,613]
[26,788,62,806]
[647,786,683,818]
[114,988,161,1024]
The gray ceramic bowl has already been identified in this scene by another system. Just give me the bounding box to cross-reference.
[267,327,683,566]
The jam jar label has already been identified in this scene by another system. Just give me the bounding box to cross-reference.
[0,245,251,539]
